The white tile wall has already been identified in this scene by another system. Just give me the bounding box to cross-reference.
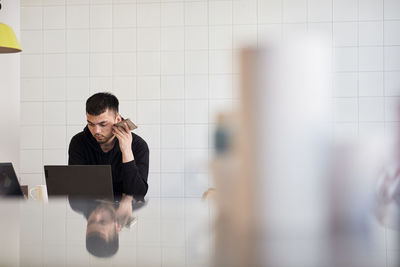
[334,98,358,122]
[185,125,209,149]
[21,30,43,54]
[184,2,208,26]
[359,72,384,96]
[258,0,282,24]
[43,78,66,101]
[43,6,65,29]
[90,29,112,53]
[43,126,67,149]
[384,0,400,20]
[308,0,332,22]
[137,100,161,124]
[21,78,43,101]
[333,47,358,72]
[19,0,400,208]
[21,54,43,77]
[283,0,307,23]
[333,73,358,97]
[112,5,135,26]
[359,21,383,46]
[385,72,400,96]
[161,76,184,99]
[333,0,358,21]
[333,22,358,47]
[161,173,184,197]
[21,7,43,30]
[161,100,185,124]
[161,51,184,75]
[208,1,232,25]
[44,54,66,77]
[358,97,385,122]
[137,76,160,100]
[20,126,43,150]
[136,125,161,149]
[161,27,184,51]
[233,0,257,25]
[359,0,383,21]
[385,47,400,71]
[161,3,184,27]
[44,102,66,125]
[161,124,184,149]
[90,5,112,28]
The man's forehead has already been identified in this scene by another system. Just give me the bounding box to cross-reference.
[86,110,116,121]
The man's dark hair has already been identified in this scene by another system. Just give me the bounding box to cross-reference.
[86,230,119,258]
[85,203,119,257]
[86,92,119,116]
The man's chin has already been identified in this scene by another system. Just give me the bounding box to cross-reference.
[95,136,113,144]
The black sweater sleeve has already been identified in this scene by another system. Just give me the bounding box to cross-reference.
[119,137,149,200]
[68,135,87,165]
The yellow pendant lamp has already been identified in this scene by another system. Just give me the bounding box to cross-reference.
[0,22,22,53]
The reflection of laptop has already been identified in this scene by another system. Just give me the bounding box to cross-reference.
[0,163,24,197]
[44,165,114,200]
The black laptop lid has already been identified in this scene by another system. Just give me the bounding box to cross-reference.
[44,165,114,200]
[0,163,23,197]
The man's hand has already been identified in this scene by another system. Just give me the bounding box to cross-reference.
[116,194,133,227]
[113,122,134,162]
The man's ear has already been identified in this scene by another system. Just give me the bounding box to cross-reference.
[116,113,122,123]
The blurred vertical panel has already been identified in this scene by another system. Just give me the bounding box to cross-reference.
[211,34,395,267]
[0,202,20,267]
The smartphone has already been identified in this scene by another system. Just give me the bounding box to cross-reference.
[114,118,137,131]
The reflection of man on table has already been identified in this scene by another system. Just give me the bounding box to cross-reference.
[69,195,146,257]
[68,92,149,201]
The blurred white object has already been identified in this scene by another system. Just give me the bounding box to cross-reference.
[212,33,393,267]
[257,34,332,267]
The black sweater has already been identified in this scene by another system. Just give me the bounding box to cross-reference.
[68,126,149,200]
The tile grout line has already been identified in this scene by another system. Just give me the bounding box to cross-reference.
[158,1,164,264]
[41,2,45,264]
[182,1,187,264]
[382,0,388,265]
[64,1,67,263]
[65,0,68,164]
[357,0,360,137]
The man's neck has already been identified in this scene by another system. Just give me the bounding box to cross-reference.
[100,136,116,153]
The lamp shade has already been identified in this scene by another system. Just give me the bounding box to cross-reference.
[0,23,22,53]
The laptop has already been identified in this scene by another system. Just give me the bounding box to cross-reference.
[44,165,114,200]
[0,163,24,197]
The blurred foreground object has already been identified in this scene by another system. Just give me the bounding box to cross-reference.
[0,201,19,267]
[211,35,394,267]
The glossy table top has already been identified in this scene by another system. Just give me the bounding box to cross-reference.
[0,197,214,267]
[0,195,398,267]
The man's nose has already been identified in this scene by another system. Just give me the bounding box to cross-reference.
[94,125,101,133]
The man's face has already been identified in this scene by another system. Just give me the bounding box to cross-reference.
[86,204,121,241]
[87,109,121,144]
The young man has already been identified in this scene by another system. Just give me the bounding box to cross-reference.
[68,92,149,201]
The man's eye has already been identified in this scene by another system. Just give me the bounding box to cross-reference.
[100,124,107,127]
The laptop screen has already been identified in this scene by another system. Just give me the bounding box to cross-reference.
[44,165,114,200]
[0,163,24,197]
